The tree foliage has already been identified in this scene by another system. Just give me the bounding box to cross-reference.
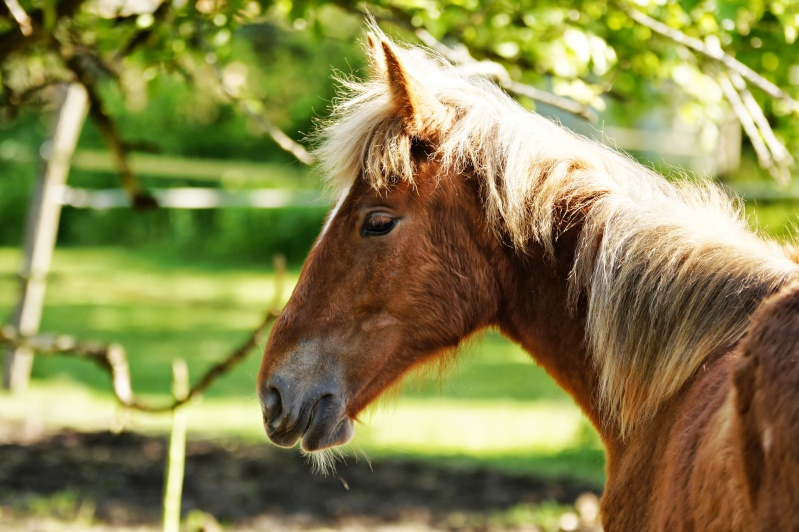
[349,0,799,180]
[0,0,797,185]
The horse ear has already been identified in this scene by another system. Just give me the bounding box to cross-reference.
[366,32,387,78]
[369,36,447,136]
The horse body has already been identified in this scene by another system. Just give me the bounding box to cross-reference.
[605,283,799,530]
[257,25,799,529]
[605,349,750,529]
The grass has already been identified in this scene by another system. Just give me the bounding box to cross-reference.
[0,490,99,531]
[3,199,796,487]
[4,198,797,530]
[0,246,603,484]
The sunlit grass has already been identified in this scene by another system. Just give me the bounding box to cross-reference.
[0,489,98,530]
[0,379,604,484]
[359,399,584,453]
[0,246,601,484]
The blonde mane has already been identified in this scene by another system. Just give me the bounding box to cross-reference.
[313,27,799,438]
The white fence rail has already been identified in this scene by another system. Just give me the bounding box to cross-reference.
[58,186,326,209]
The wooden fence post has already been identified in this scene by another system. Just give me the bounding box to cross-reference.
[163,359,190,532]
[3,82,89,391]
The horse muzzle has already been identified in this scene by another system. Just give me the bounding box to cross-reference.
[259,375,354,452]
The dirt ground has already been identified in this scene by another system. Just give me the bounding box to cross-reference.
[0,427,602,531]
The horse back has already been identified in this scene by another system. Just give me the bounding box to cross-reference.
[733,279,799,529]
[672,280,799,531]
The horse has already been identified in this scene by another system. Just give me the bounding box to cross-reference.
[257,24,799,530]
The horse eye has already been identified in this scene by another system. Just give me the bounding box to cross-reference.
[361,213,397,236]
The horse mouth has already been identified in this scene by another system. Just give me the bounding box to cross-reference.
[264,408,312,449]
[263,394,354,452]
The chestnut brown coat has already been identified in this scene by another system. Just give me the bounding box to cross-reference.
[258,26,799,530]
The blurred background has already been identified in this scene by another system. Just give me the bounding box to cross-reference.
[0,0,797,530]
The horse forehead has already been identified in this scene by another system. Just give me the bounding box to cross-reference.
[318,185,352,241]
[339,178,426,211]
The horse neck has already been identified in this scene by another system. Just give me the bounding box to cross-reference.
[493,225,621,446]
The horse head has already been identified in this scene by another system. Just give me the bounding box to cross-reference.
[257,32,504,452]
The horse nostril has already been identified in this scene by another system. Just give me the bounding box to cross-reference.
[265,387,280,412]
[261,386,282,423]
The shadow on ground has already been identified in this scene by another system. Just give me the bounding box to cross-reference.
[0,429,602,531]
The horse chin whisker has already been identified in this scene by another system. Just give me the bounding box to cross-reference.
[352,444,373,472]
[300,446,347,477]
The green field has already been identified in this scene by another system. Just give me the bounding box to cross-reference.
[2,198,797,531]
[2,199,797,490]
[0,246,605,486]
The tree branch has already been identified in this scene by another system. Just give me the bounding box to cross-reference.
[3,0,33,36]
[625,7,799,114]
[0,256,287,413]
[236,98,316,166]
[717,71,786,183]
[414,27,599,122]
[10,78,63,105]
[728,70,794,174]
[63,50,158,209]
[335,5,600,121]
[0,326,135,404]
[113,2,171,62]
[0,309,280,412]
[0,0,87,62]
[202,47,314,166]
